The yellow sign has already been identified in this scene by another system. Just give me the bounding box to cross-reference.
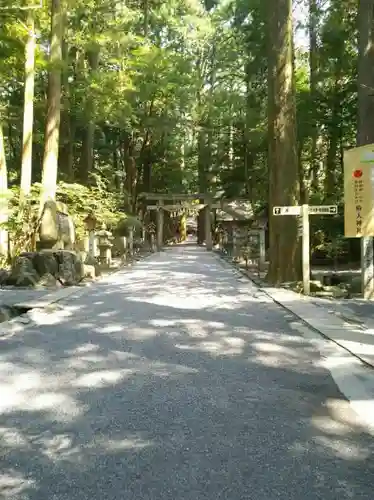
[344,144,374,237]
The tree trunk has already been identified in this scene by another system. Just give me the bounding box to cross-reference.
[142,145,152,193]
[40,0,64,206]
[58,38,74,181]
[309,0,319,192]
[267,0,300,284]
[0,121,8,258]
[324,64,342,198]
[20,8,36,203]
[197,125,206,244]
[78,47,100,184]
[357,0,374,146]
[244,61,252,195]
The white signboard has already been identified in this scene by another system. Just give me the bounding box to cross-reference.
[273,206,301,216]
[273,205,337,216]
[308,205,338,215]
[271,204,338,296]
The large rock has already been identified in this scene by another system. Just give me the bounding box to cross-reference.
[32,250,59,277]
[59,213,75,250]
[0,268,10,285]
[39,200,59,249]
[38,200,76,250]
[37,273,60,288]
[55,250,84,286]
[7,255,39,287]
[6,250,84,288]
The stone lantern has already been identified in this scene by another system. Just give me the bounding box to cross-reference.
[96,223,114,266]
[84,212,97,259]
[148,222,156,252]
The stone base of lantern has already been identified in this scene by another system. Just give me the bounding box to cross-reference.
[98,245,112,267]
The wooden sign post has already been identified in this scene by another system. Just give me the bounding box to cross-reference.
[273,204,338,295]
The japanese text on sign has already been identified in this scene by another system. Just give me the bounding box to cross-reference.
[344,145,374,237]
[354,178,364,235]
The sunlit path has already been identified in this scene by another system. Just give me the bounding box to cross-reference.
[0,246,373,499]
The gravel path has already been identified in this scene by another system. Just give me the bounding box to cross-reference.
[0,246,373,499]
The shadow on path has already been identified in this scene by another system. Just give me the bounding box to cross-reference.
[0,247,373,499]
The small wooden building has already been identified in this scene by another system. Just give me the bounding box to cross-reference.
[215,201,267,265]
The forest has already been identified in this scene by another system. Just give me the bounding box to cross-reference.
[0,0,373,284]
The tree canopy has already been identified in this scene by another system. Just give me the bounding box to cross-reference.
[0,0,371,281]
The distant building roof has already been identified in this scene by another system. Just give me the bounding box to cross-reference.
[216,201,267,228]
[216,201,254,221]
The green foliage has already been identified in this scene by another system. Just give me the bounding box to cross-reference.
[4,177,126,257]
[0,0,365,262]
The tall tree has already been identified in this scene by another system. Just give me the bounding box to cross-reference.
[267,0,300,283]
[309,0,319,192]
[0,119,8,258]
[357,0,374,146]
[40,0,64,207]
[19,7,36,203]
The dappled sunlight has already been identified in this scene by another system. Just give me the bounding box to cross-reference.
[97,324,124,334]
[124,326,160,339]
[307,399,373,461]
[0,425,155,476]
[27,393,83,421]
[98,310,119,318]
[252,341,308,368]
[28,304,78,326]
[71,343,101,354]
[0,247,373,498]
[0,427,30,449]
[125,284,267,311]
[312,414,357,437]
[0,470,36,498]
[101,436,154,451]
[77,322,96,330]
[0,376,84,422]
[314,432,371,461]
[72,369,133,389]
[175,335,245,357]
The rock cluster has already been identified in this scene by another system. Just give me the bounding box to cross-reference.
[3,250,94,287]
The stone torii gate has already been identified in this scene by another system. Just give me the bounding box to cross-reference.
[138,193,263,254]
[138,193,215,251]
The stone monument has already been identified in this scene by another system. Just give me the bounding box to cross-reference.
[38,200,75,250]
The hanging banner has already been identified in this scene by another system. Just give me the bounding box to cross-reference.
[344,144,374,237]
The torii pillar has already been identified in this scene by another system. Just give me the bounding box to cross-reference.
[205,200,213,250]
[156,200,164,251]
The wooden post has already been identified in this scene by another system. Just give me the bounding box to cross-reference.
[156,200,164,251]
[259,229,266,270]
[128,227,134,255]
[88,230,96,258]
[205,202,212,250]
[361,237,374,298]
[302,204,310,295]
[139,209,146,243]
